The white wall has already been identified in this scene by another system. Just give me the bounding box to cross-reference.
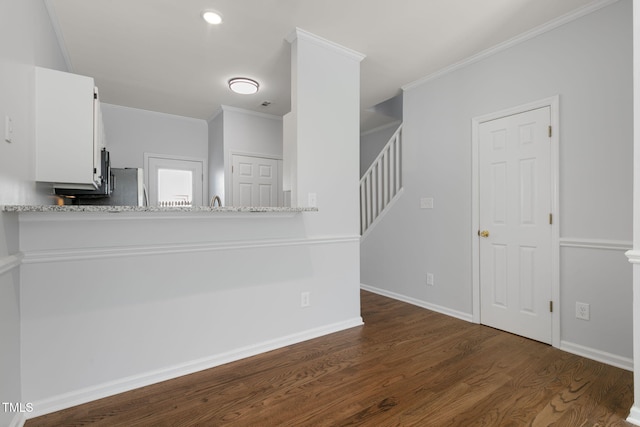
[290,29,364,237]
[101,103,208,169]
[18,212,362,414]
[0,215,22,427]
[625,2,640,423]
[362,0,633,365]
[221,106,283,158]
[0,0,67,425]
[0,0,66,425]
[218,106,283,206]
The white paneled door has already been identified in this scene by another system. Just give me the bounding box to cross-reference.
[232,155,279,207]
[479,106,552,344]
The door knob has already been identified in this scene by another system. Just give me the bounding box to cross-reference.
[479,230,490,238]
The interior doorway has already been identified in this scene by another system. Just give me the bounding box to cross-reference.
[145,153,206,207]
[472,96,560,346]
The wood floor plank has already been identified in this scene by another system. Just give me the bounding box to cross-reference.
[26,291,634,426]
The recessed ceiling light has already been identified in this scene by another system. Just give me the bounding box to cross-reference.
[228,78,259,95]
[202,10,222,25]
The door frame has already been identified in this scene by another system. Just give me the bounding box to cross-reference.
[144,153,208,206]
[471,95,560,347]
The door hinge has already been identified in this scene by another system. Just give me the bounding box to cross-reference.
[549,301,553,312]
[548,125,552,138]
[549,213,553,225]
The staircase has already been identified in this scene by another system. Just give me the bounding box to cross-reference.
[360,124,403,236]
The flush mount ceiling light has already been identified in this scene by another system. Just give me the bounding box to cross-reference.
[228,78,259,95]
[202,10,222,25]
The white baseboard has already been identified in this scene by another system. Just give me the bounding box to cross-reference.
[26,317,363,419]
[8,413,26,427]
[627,406,640,426]
[360,283,473,322]
[560,340,633,371]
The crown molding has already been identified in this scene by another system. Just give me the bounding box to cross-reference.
[403,0,621,91]
[286,27,366,62]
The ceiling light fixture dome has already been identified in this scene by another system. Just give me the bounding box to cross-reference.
[202,10,223,25]
[228,78,259,95]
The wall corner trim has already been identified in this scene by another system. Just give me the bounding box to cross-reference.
[285,27,366,62]
[360,283,473,323]
[560,238,632,251]
[560,340,633,371]
[626,249,640,264]
[20,236,359,264]
[8,413,26,427]
[0,253,23,276]
[627,406,640,426]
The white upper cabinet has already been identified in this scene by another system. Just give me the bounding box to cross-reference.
[34,67,105,189]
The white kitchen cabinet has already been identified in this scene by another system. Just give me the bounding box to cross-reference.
[34,67,105,189]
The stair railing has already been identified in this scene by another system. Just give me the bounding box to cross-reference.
[360,124,403,235]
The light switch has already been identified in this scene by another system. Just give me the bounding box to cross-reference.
[5,115,13,143]
[420,197,434,209]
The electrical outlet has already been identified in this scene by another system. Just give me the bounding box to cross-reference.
[426,273,434,286]
[576,302,590,320]
[301,292,310,308]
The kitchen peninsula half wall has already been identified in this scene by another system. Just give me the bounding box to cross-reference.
[7,206,360,417]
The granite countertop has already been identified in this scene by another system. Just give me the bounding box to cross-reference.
[1,205,319,214]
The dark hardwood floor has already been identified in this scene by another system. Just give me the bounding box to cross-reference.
[27,290,634,426]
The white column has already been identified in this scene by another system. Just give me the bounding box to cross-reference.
[627,1,640,425]
[286,28,365,237]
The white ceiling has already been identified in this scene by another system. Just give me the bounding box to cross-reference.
[46,0,600,131]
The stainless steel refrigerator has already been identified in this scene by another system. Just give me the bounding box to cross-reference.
[109,168,147,206]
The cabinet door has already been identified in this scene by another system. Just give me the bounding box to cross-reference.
[35,67,97,188]
[93,91,105,184]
